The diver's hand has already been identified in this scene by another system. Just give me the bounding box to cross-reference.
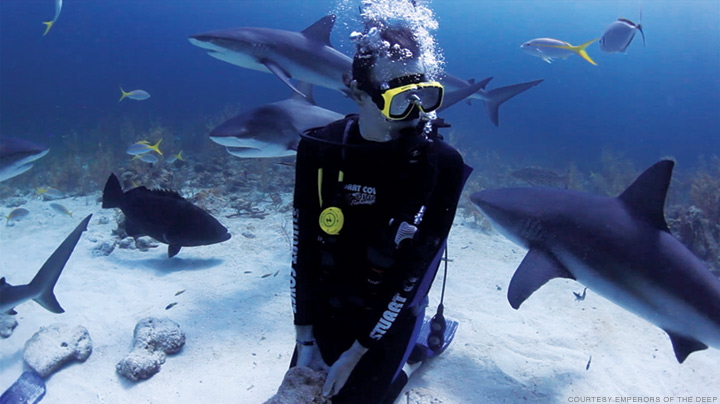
[322,340,368,398]
[295,325,328,371]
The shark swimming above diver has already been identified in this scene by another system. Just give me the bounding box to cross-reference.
[209,79,491,159]
[0,137,50,183]
[188,15,543,126]
[1,214,91,314]
[471,160,720,363]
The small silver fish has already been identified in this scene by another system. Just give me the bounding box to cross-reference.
[175,289,185,296]
[599,18,645,53]
[119,87,151,102]
[521,37,598,65]
[42,0,63,36]
[165,302,178,310]
[126,139,162,156]
[5,208,30,224]
[138,154,159,164]
[37,187,64,200]
[166,151,184,164]
[50,203,72,217]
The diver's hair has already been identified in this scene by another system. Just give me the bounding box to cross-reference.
[352,24,422,94]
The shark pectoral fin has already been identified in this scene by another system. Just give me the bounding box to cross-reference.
[261,60,307,98]
[168,245,181,258]
[508,248,575,309]
[665,330,708,363]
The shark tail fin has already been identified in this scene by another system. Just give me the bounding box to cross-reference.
[29,214,92,314]
[42,21,53,36]
[569,39,599,65]
[483,79,544,126]
[102,173,125,209]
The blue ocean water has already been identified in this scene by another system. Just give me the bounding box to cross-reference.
[0,0,718,171]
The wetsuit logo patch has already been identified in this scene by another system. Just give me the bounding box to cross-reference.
[319,207,344,235]
[344,183,376,206]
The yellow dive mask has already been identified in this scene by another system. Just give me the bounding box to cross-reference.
[371,74,444,120]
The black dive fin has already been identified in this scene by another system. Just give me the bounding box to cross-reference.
[666,330,708,363]
[0,370,46,404]
[618,160,673,232]
[261,60,306,98]
[168,245,181,258]
[508,248,575,309]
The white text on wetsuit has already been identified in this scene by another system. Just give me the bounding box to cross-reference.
[290,208,300,314]
[369,293,407,340]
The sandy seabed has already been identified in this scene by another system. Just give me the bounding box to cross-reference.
[1,195,718,404]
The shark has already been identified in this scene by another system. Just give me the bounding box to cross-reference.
[0,137,50,183]
[209,82,343,158]
[470,160,720,363]
[189,15,543,126]
[1,214,91,314]
[209,78,492,159]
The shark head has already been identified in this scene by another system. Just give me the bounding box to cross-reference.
[471,188,553,248]
[0,137,50,182]
[209,105,300,158]
[189,29,265,69]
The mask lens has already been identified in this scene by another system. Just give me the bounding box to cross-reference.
[385,84,443,119]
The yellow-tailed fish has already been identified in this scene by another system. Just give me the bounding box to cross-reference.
[42,0,63,36]
[37,187,64,199]
[166,150,184,164]
[127,139,162,156]
[119,87,151,102]
[521,37,598,66]
[5,208,30,224]
[50,203,72,217]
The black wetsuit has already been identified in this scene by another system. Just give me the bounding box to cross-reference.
[290,115,467,404]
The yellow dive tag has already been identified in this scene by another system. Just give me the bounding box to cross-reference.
[319,207,344,235]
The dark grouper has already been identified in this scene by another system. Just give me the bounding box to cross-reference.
[102,173,231,257]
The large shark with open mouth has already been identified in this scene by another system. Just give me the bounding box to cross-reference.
[0,137,50,183]
[189,15,543,126]
[471,160,720,363]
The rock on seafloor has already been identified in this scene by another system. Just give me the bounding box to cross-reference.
[0,313,19,338]
[22,324,92,378]
[0,370,46,404]
[263,366,326,404]
[116,317,185,382]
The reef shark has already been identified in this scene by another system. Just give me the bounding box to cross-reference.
[1,214,91,314]
[209,83,343,158]
[0,137,50,182]
[189,15,543,126]
[471,160,720,363]
[209,78,491,159]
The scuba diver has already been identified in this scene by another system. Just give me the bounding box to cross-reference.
[289,21,471,404]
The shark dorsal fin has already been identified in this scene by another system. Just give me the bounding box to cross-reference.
[301,15,335,47]
[617,160,674,232]
[293,82,316,104]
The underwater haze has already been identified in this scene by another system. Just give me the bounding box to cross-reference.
[1,0,719,171]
